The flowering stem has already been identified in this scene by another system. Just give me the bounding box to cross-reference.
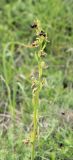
[30,20,47,160]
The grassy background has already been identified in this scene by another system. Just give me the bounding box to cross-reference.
[0,0,73,159]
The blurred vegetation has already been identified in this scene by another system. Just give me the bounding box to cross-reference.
[0,0,73,159]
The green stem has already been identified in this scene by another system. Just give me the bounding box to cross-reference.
[31,109,37,160]
[31,59,43,160]
[31,91,39,160]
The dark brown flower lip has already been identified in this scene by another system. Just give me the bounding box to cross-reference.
[39,30,46,37]
[30,23,37,29]
[32,41,39,47]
